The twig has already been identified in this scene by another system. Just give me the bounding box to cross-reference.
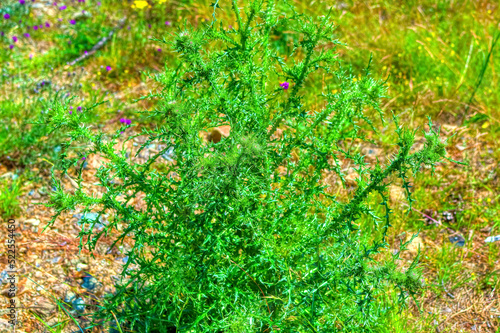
[67,17,127,67]
[402,203,440,225]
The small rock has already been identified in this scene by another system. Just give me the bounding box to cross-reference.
[64,291,76,304]
[485,235,500,243]
[449,235,465,247]
[76,263,89,271]
[0,271,10,284]
[75,212,102,225]
[52,256,61,264]
[25,218,40,226]
[81,275,98,291]
[162,146,175,162]
[72,297,85,312]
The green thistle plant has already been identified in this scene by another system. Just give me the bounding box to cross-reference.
[45,1,454,331]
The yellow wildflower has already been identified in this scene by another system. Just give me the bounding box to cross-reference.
[134,0,149,9]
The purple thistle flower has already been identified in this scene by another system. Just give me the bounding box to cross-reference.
[106,66,112,71]
[12,36,18,43]
[4,14,10,20]
[33,25,38,30]
[45,22,50,28]
[59,5,66,10]
[69,111,73,114]
[70,106,73,109]
[24,33,30,38]
[148,24,151,28]
[125,119,132,125]
[165,21,171,26]
[280,81,290,90]
[84,51,88,55]
[9,44,14,49]
[119,118,125,123]
[157,48,162,52]
[77,106,82,111]
[97,1,101,5]
[20,0,26,4]
[70,19,76,25]
[82,156,86,160]
[39,24,43,29]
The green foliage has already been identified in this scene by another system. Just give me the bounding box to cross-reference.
[0,178,22,219]
[46,1,451,331]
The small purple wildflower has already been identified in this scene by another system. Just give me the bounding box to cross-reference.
[165,21,171,26]
[157,48,162,52]
[106,66,112,71]
[45,22,50,28]
[280,81,290,90]
[9,44,14,49]
[58,18,63,22]
[84,51,88,55]
[119,118,125,123]
[125,119,132,125]
[39,24,43,29]
[70,106,73,109]
[77,106,82,111]
[24,33,30,38]
[33,25,38,30]
[70,19,76,25]
[97,1,101,5]
[82,156,86,160]
[229,25,233,29]
[59,5,66,10]
[20,0,26,4]
[69,111,73,114]
[0,32,4,36]
[29,54,33,59]
[4,14,10,20]
[12,36,18,43]
[148,24,151,28]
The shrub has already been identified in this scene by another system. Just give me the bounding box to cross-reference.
[46,1,453,331]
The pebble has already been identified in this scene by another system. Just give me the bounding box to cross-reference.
[72,297,85,312]
[162,146,175,162]
[64,291,76,304]
[74,212,101,225]
[76,263,89,271]
[449,235,465,247]
[81,275,98,291]
[52,256,61,264]
[485,235,500,243]
[25,218,40,226]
